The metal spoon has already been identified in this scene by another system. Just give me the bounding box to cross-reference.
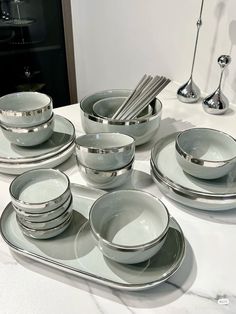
[202,55,231,115]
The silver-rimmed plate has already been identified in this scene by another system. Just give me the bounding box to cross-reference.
[151,133,236,210]
[0,115,75,163]
[0,142,75,175]
[0,184,185,291]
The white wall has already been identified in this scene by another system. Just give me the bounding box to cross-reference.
[71,0,236,104]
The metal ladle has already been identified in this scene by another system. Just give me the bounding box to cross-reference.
[202,55,231,115]
[177,0,204,103]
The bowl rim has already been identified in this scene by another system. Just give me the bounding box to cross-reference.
[10,168,71,209]
[75,132,135,154]
[176,127,236,167]
[80,89,162,125]
[1,113,54,133]
[77,157,134,176]
[0,91,52,117]
[89,189,170,251]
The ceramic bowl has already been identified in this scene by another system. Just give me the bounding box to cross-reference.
[89,189,170,264]
[0,91,53,127]
[1,113,54,147]
[176,128,236,179]
[77,158,133,189]
[93,96,153,120]
[75,132,135,171]
[80,89,162,146]
[17,196,73,230]
[16,212,73,239]
[10,168,71,213]
[14,193,72,223]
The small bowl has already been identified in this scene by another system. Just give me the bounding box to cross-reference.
[1,113,54,147]
[176,128,236,179]
[75,132,135,171]
[16,212,73,239]
[80,89,162,146]
[10,168,71,213]
[17,196,73,230]
[14,194,72,223]
[93,96,153,120]
[89,190,170,264]
[0,91,53,127]
[77,158,133,189]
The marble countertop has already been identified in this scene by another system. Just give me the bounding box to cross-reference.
[0,82,236,314]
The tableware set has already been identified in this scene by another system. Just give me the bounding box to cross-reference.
[75,133,135,189]
[9,169,73,239]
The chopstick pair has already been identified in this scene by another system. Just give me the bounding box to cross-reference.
[112,74,171,120]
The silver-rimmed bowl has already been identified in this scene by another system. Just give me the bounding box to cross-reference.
[0,91,53,127]
[75,132,135,171]
[176,128,236,180]
[1,113,54,147]
[89,189,170,264]
[17,196,73,230]
[10,168,71,213]
[93,96,153,120]
[77,158,133,189]
[80,89,162,146]
[16,212,73,239]
[14,193,72,222]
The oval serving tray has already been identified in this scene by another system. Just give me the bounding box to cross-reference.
[151,133,236,211]
[0,184,185,291]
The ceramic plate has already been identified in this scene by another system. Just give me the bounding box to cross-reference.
[0,142,75,175]
[0,184,185,291]
[0,115,75,163]
[151,133,236,210]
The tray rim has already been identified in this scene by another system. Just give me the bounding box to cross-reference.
[0,184,185,291]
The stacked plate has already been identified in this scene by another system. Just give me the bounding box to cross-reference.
[150,133,236,211]
[0,114,75,175]
[10,169,73,239]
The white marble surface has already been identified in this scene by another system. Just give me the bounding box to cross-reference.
[0,82,236,314]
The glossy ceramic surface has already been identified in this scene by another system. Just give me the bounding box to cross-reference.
[0,184,185,291]
[1,114,54,146]
[89,190,170,264]
[77,158,133,189]
[93,96,152,119]
[75,133,135,171]
[10,169,71,213]
[176,128,236,179]
[14,193,72,222]
[0,115,75,163]
[0,91,53,127]
[80,89,162,146]
[151,133,236,210]
[0,141,75,175]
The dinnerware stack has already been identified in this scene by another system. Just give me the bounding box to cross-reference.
[0,91,55,146]
[9,169,73,239]
[80,89,162,146]
[75,132,135,189]
[89,189,170,264]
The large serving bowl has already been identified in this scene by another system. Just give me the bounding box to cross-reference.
[80,90,162,146]
[77,159,133,189]
[176,128,236,180]
[75,133,135,171]
[89,190,170,264]
[93,96,153,120]
[10,168,71,213]
[1,113,54,147]
[0,91,53,127]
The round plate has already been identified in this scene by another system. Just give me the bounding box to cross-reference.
[0,115,75,163]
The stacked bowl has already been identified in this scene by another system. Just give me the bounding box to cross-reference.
[9,169,73,239]
[0,91,54,146]
[80,89,162,146]
[75,132,135,189]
